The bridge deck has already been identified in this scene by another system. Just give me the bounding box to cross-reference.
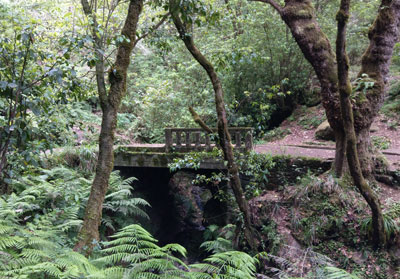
[114,143,400,169]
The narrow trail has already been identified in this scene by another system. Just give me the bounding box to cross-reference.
[255,143,400,168]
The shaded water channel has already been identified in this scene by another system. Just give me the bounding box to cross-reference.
[115,166,229,260]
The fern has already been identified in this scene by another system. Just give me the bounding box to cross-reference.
[0,221,99,278]
[189,251,258,279]
[104,175,150,218]
[361,213,400,240]
[95,224,189,278]
[200,224,235,254]
[321,266,360,279]
[200,237,233,253]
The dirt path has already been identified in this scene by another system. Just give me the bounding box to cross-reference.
[259,106,400,170]
[255,143,400,168]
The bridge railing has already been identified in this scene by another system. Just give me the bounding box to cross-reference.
[165,127,253,153]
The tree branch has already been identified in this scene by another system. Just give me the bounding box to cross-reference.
[81,0,92,15]
[188,106,213,134]
[135,12,170,46]
[248,0,283,14]
[80,0,108,106]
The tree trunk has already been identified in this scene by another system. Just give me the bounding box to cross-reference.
[334,129,347,177]
[354,0,400,177]
[170,0,258,251]
[336,0,386,248]
[255,0,344,174]
[75,0,143,254]
[253,0,400,178]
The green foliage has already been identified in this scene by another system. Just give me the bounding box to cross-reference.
[237,152,276,198]
[9,167,149,237]
[123,47,216,143]
[0,190,95,278]
[371,136,391,150]
[320,266,360,279]
[262,127,292,142]
[227,83,294,135]
[218,1,314,134]
[170,150,275,199]
[0,3,89,184]
[287,105,326,130]
[261,221,281,255]
[288,174,364,247]
[169,148,223,172]
[95,224,188,278]
[190,251,258,279]
[102,174,150,232]
[361,200,400,241]
[201,224,235,253]
[0,166,151,278]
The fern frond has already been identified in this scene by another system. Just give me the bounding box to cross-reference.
[190,263,220,273]
[101,216,116,231]
[160,243,187,257]
[56,219,82,231]
[190,251,257,279]
[99,266,126,278]
[19,261,63,277]
[322,266,360,279]
[185,271,213,279]
[0,236,24,250]
[200,237,232,253]
[27,236,59,249]
[20,248,51,262]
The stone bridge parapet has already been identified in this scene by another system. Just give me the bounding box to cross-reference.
[165,127,253,153]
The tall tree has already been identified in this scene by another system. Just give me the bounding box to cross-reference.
[336,0,386,247]
[169,0,258,250]
[74,0,144,253]
[251,0,400,179]
[250,0,400,247]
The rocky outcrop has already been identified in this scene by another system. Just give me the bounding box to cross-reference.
[168,171,212,233]
[315,120,335,141]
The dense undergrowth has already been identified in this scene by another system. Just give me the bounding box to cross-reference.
[284,175,400,278]
[0,155,366,278]
[168,148,400,278]
[1,78,398,278]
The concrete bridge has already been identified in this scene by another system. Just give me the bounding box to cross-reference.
[114,127,253,169]
[114,127,400,171]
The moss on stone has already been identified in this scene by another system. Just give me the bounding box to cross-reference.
[136,156,145,167]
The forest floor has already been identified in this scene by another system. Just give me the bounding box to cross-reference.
[249,106,400,278]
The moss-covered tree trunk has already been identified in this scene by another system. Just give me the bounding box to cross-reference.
[255,0,344,175]
[354,0,400,177]
[170,0,258,251]
[336,0,386,247]
[253,0,400,178]
[74,0,143,254]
